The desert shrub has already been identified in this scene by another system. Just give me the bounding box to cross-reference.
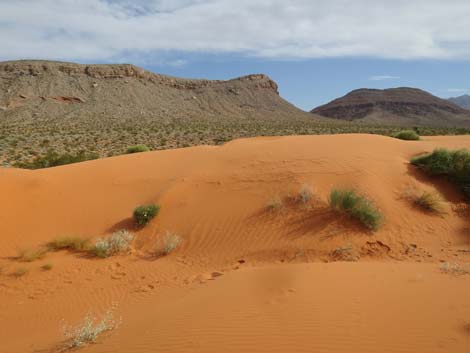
[133,204,160,226]
[47,237,90,252]
[62,308,119,348]
[41,263,53,271]
[17,248,47,262]
[126,144,150,154]
[91,230,134,258]
[329,188,383,231]
[266,196,283,211]
[12,267,28,277]
[440,262,470,275]
[411,148,470,198]
[393,130,420,141]
[414,191,446,214]
[161,232,183,255]
[299,184,313,203]
[15,150,98,169]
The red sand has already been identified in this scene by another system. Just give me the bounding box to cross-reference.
[0,134,469,352]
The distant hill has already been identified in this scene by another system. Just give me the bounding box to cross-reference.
[311,87,470,127]
[0,60,326,166]
[0,60,313,122]
[448,94,470,109]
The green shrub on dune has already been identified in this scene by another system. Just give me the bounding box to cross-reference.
[126,145,150,154]
[411,148,470,198]
[133,204,160,226]
[329,188,383,231]
[393,130,420,141]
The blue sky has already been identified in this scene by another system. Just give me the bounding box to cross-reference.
[1,1,470,111]
[143,55,470,110]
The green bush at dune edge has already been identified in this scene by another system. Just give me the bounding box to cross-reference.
[393,130,420,141]
[411,148,470,198]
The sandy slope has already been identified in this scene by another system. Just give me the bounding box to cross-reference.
[0,134,469,352]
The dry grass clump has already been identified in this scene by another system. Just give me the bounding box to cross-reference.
[298,184,314,204]
[329,188,383,231]
[91,230,134,258]
[414,191,446,214]
[266,196,283,211]
[47,237,90,252]
[12,267,28,277]
[41,263,53,271]
[440,262,470,275]
[17,247,48,262]
[62,307,119,349]
[402,187,447,214]
[161,232,183,255]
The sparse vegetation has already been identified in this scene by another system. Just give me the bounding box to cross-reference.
[414,190,446,214]
[91,230,134,258]
[161,232,182,255]
[41,263,53,271]
[47,237,90,252]
[62,307,119,349]
[440,262,470,275]
[4,115,470,168]
[330,245,359,262]
[299,184,314,204]
[329,188,383,231]
[266,196,283,211]
[126,144,150,154]
[12,267,28,277]
[133,204,160,226]
[14,150,98,169]
[17,248,47,262]
[411,148,470,198]
[393,130,420,140]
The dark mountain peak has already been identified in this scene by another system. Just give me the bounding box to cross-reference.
[311,87,468,126]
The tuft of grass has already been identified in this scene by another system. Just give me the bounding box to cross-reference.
[414,190,446,214]
[12,267,28,277]
[266,196,283,211]
[47,237,90,252]
[440,262,470,275]
[17,247,48,262]
[299,184,314,204]
[393,130,420,141]
[41,263,53,271]
[62,307,119,349]
[411,148,470,198]
[133,204,160,226]
[91,230,134,258]
[329,188,383,231]
[126,144,150,154]
[161,232,182,255]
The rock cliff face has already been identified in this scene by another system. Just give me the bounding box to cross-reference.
[0,60,305,122]
[311,88,470,127]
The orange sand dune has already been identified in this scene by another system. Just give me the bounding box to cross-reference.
[0,134,469,353]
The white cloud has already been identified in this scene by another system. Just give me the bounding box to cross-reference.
[2,0,470,62]
[369,75,400,81]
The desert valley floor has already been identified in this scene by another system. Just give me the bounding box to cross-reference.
[0,134,469,353]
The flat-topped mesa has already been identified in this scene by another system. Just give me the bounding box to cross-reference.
[0,60,279,93]
[310,87,469,126]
